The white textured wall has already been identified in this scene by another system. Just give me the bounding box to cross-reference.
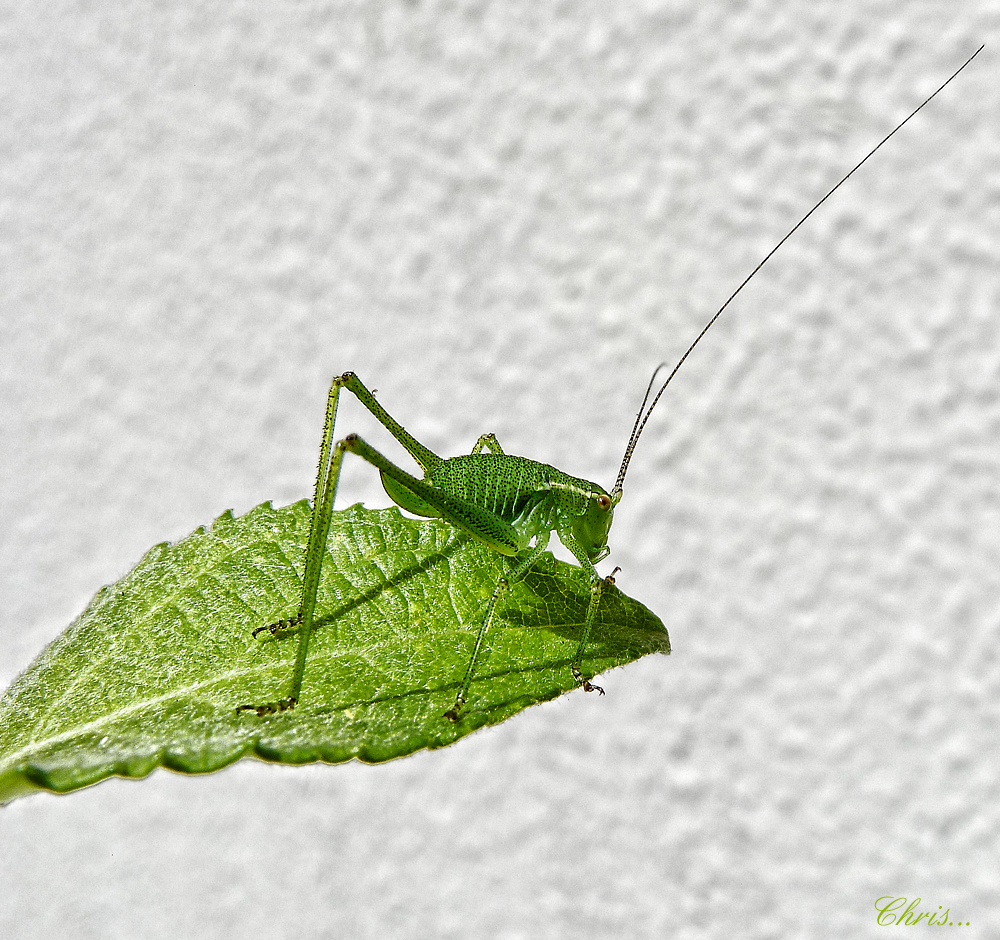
[2,3,998,937]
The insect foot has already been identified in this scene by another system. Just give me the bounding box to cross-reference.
[443,698,465,723]
[572,666,605,696]
[236,696,298,717]
[251,612,303,640]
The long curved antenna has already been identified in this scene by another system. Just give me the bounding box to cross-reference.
[612,44,983,499]
[613,360,668,501]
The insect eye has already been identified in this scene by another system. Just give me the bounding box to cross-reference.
[596,494,611,511]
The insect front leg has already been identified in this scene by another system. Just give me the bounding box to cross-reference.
[558,532,608,697]
[571,575,606,696]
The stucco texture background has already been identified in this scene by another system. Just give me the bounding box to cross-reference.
[2,2,999,937]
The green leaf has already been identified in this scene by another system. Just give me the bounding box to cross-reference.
[0,502,669,803]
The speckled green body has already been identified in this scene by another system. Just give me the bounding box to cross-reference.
[412,453,614,561]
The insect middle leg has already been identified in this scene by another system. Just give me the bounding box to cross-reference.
[443,534,552,722]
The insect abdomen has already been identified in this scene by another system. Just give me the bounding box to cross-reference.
[428,454,551,524]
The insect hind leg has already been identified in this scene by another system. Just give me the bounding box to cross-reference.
[250,612,302,641]
[471,433,504,455]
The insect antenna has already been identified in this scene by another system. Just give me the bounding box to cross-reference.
[611,44,983,501]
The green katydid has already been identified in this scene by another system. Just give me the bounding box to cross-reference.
[239,46,981,723]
